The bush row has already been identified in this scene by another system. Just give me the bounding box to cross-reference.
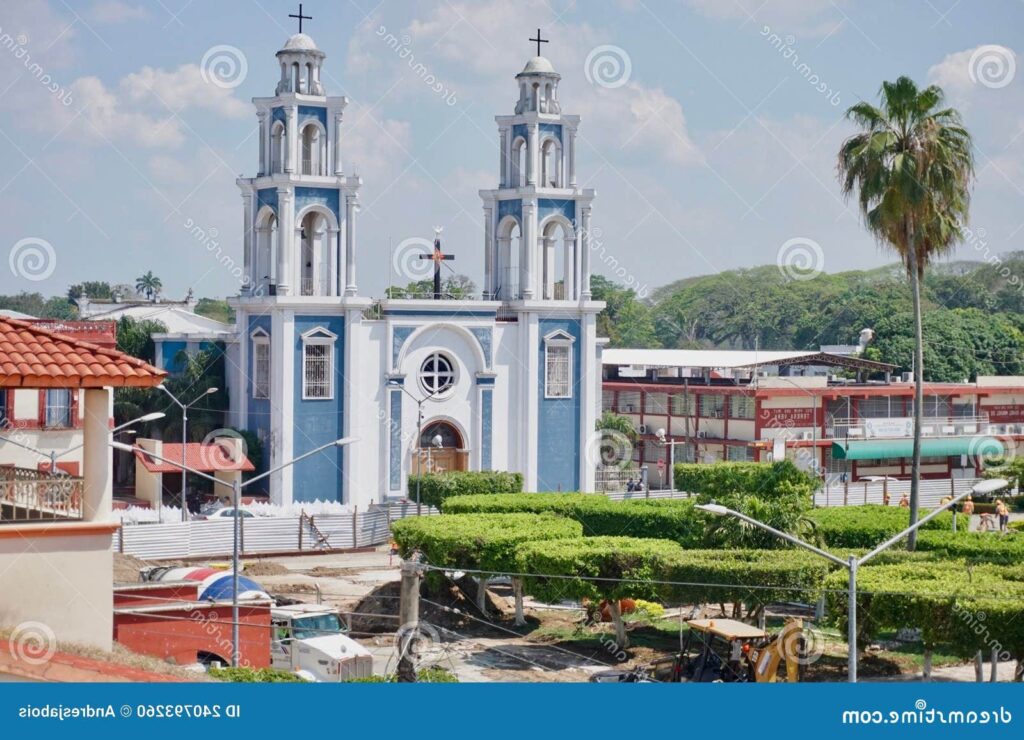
[406,471,523,509]
[673,460,815,498]
[806,505,962,548]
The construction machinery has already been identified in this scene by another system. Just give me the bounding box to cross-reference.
[590,617,806,683]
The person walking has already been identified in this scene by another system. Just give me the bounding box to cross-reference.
[961,495,975,532]
[899,493,910,508]
[996,499,1010,533]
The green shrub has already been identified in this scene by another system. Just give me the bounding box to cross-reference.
[441,493,703,546]
[664,548,829,608]
[407,470,523,509]
[344,667,458,683]
[916,530,1024,564]
[515,536,683,604]
[390,513,582,573]
[209,667,306,682]
[824,562,1024,659]
[807,505,962,548]
[673,460,815,498]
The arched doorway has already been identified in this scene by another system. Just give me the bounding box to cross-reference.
[414,420,467,474]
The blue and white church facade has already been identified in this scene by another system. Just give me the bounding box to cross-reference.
[227,34,605,508]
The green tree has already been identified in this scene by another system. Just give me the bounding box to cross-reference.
[115,316,167,363]
[838,76,974,549]
[135,271,163,300]
[67,281,113,301]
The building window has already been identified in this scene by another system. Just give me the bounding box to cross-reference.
[729,395,755,420]
[670,393,694,416]
[699,394,724,418]
[301,328,336,400]
[727,445,754,461]
[618,391,641,413]
[543,330,575,399]
[44,389,72,428]
[420,352,456,396]
[645,392,668,415]
[252,330,270,399]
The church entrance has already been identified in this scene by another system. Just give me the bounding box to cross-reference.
[413,420,468,474]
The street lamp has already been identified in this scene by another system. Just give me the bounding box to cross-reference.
[427,433,443,476]
[695,476,1006,683]
[655,427,683,492]
[386,378,439,515]
[112,435,357,667]
[159,385,218,520]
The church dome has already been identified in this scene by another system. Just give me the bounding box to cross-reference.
[282,33,318,51]
[519,56,557,76]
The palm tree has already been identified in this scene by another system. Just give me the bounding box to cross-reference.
[838,76,974,548]
[135,271,163,300]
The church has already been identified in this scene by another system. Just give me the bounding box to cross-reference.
[225,28,606,508]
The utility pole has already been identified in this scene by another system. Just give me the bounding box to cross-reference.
[397,554,425,683]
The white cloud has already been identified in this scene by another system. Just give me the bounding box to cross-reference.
[67,75,185,148]
[121,64,250,118]
[928,44,1018,100]
[89,0,146,24]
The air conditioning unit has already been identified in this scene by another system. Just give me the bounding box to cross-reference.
[697,431,708,439]
[900,372,913,383]
[801,431,814,441]
[637,424,649,435]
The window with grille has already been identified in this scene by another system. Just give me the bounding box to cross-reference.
[645,392,668,415]
[727,444,754,461]
[301,329,335,400]
[44,389,72,428]
[545,344,572,398]
[618,391,641,413]
[252,333,270,399]
[699,394,724,418]
[729,395,755,419]
[420,352,456,395]
[670,393,694,416]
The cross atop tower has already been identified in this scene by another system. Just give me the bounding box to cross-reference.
[529,28,548,57]
[289,3,312,33]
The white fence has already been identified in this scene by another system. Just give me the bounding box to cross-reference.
[813,477,985,508]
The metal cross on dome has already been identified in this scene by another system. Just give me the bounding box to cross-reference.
[529,28,548,57]
[289,3,312,33]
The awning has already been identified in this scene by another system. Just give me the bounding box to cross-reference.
[831,436,1005,461]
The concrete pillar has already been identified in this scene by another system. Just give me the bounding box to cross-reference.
[82,388,112,522]
[483,205,493,298]
[580,205,592,300]
[563,232,575,300]
[499,129,508,187]
[344,193,358,296]
[568,126,577,187]
[526,124,539,186]
[241,190,254,294]
[284,105,297,174]
[277,188,294,295]
[522,200,537,299]
[333,111,344,175]
[328,227,340,296]
[257,110,268,176]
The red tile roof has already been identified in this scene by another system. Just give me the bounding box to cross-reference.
[0,317,165,387]
[135,442,256,473]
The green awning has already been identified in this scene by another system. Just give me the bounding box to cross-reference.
[831,436,1005,461]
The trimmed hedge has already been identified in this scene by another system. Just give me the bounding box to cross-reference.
[515,536,684,603]
[390,513,581,573]
[806,505,962,548]
[406,471,523,509]
[442,493,704,546]
[663,548,829,607]
[825,562,1024,658]
[916,530,1024,564]
[673,460,815,498]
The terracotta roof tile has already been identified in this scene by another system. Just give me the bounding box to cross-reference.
[135,442,256,473]
[0,317,166,388]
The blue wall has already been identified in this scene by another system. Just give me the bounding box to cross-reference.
[159,340,188,373]
[292,315,345,503]
[536,318,581,492]
[246,316,272,474]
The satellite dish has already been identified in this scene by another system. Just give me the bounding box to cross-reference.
[972,478,1009,495]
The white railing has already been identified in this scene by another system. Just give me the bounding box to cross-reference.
[0,467,83,521]
[826,416,994,440]
[813,477,987,507]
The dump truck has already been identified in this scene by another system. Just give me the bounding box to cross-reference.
[270,603,373,682]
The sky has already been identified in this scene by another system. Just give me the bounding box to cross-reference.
[0,0,1022,302]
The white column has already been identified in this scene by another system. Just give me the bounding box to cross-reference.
[241,190,254,294]
[580,205,592,300]
[333,111,344,175]
[526,124,539,186]
[344,193,358,296]
[568,126,577,187]
[542,236,555,299]
[563,232,575,300]
[284,105,297,174]
[483,205,493,298]
[522,200,537,299]
[82,387,112,522]
[257,110,269,176]
[499,129,508,187]
[328,227,340,296]
[277,188,294,295]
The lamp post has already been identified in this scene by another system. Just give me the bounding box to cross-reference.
[656,427,683,492]
[159,385,218,520]
[695,477,1005,683]
[113,435,358,667]
[386,379,438,515]
[427,433,443,476]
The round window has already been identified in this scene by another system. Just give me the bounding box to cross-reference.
[419,352,456,395]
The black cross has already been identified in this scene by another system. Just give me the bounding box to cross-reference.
[289,3,312,33]
[529,28,548,57]
[419,229,455,299]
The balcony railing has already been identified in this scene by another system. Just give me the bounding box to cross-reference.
[0,466,83,522]
[826,416,995,440]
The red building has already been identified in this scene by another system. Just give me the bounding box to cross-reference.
[602,348,1024,488]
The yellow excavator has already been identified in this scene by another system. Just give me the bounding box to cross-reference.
[590,617,807,683]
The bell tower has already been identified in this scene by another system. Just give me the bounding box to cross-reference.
[237,30,361,299]
[480,34,595,303]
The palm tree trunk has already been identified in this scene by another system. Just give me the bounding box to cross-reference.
[905,226,924,551]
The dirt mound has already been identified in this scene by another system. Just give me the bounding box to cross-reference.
[113,554,148,584]
[242,559,290,576]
